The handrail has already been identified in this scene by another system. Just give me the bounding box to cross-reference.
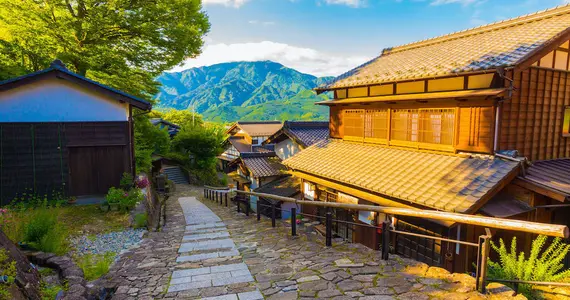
[487,278,570,287]
[204,185,230,191]
[235,190,569,238]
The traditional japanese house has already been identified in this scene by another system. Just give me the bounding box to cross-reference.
[0,60,151,204]
[283,5,570,273]
[150,118,180,137]
[217,121,282,173]
[228,152,288,212]
[264,121,329,160]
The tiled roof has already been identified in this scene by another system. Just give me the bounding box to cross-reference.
[228,137,252,153]
[254,176,301,198]
[242,153,287,178]
[266,121,330,148]
[283,139,520,213]
[236,121,283,137]
[320,5,570,90]
[524,159,570,196]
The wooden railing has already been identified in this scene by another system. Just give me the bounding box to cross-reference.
[202,186,570,294]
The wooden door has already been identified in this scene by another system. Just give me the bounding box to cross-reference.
[69,146,127,196]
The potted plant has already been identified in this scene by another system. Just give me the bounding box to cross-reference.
[100,200,110,212]
[67,196,77,205]
[105,187,123,211]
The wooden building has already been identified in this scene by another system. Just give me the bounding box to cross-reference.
[218,121,282,172]
[0,60,151,204]
[264,121,329,160]
[283,5,570,273]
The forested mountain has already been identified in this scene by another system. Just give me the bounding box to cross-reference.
[155,61,333,121]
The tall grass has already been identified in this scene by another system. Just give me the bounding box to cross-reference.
[76,252,116,281]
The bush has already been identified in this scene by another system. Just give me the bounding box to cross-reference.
[488,235,570,297]
[23,208,67,254]
[76,252,115,281]
[105,187,124,204]
[0,249,16,299]
[120,188,143,210]
[120,172,134,190]
[134,213,148,229]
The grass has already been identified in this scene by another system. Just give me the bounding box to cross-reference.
[76,252,116,281]
[40,281,66,300]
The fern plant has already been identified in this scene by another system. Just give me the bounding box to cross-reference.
[488,235,570,298]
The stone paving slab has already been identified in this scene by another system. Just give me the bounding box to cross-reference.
[176,249,240,263]
[183,231,230,241]
[178,238,236,252]
[185,222,226,231]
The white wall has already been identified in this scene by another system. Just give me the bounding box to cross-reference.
[0,77,128,122]
[275,139,301,160]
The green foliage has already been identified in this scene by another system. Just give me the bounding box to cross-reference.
[488,235,570,297]
[0,0,210,99]
[134,115,171,174]
[22,208,67,254]
[8,189,67,210]
[120,172,134,189]
[0,249,16,300]
[153,109,204,129]
[171,123,226,169]
[134,213,148,229]
[40,281,65,300]
[76,252,115,281]
[105,187,124,204]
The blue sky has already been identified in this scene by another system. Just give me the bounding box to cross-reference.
[173,0,570,76]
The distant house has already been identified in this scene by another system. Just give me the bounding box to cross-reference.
[0,60,151,204]
[228,152,288,212]
[150,118,180,137]
[218,121,282,173]
[264,121,329,160]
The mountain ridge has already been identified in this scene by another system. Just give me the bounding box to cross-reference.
[154,61,333,122]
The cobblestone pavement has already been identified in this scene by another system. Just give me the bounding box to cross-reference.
[103,185,523,299]
[199,189,524,300]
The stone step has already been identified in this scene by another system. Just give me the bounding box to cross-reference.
[202,290,263,300]
[182,231,230,241]
[168,263,254,293]
[176,249,240,263]
[185,222,226,231]
[184,227,228,235]
[178,238,236,253]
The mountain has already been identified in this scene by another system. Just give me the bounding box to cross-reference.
[154,61,333,122]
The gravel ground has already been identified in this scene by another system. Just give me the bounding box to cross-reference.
[71,228,146,256]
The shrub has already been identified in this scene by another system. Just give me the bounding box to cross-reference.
[0,249,16,299]
[120,172,134,190]
[37,225,67,255]
[134,213,148,229]
[120,188,144,210]
[76,252,115,281]
[488,235,570,297]
[24,209,57,244]
[135,177,150,189]
[105,187,124,204]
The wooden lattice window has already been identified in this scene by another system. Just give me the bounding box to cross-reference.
[391,109,420,142]
[563,106,570,137]
[391,108,455,146]
[364,109,388,142]
[343,109,365,140]
[418,109,455,145]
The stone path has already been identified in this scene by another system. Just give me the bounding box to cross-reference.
[166,196,263,299]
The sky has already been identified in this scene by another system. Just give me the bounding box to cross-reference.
[172,0,570,77]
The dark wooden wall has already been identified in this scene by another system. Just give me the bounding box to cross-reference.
[0,122,130,205]
[499,68,570,161]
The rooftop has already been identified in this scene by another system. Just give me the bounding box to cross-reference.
[241,152,287,178]
[319,4,570,90]
[283,139,520,213]
[266,121,329,148]
[228,121,283,137]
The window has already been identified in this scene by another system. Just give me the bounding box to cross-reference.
[564,106,570,137]
[252,138,259,145]
[391,108,455,146]
[344,109,365,140]
[364,109,388,142]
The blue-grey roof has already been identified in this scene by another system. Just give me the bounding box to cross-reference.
[266,121,329,148]
[0,60,151,110]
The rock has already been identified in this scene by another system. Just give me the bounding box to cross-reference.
[335,258,364,268]
[450,273,476,286]
[297,275,320,283]
[318,288,342,297]
[397,292,430,300]
[345,291,364,297]
[376,277,410,287]
[268,291,298,300]
[403,262,429,276]
[363,287,395,295]
[353,275,376,282]
[321,272,337,281]
[276,280,296,287]
[282,285,298,292]
[425,266,451,279]
[337,279,362,292]
[485,282,515,297]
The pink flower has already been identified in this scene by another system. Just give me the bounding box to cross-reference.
[124,193,129,197]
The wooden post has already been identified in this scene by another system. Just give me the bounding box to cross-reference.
[291,207,297,236]
[237,199,241,213]
[225,193,228,207]
[246,199,250,216]
[381,220,391,260]
[476,231,492,293]
[204,188,206,198]
[257,203,261,221]
[272,203,276,228]
[326,209,332,247]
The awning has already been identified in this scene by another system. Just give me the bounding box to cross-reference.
[479,192,534,218]
[316,88,506,105]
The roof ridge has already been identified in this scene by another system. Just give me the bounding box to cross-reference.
[385,4,570,55]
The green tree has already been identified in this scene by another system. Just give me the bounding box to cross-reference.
[153,109,204,129]
[0,0,209,98]
[171,123,226,170]
[134,116,171,173]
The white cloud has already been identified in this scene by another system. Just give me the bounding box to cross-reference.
[171,41,371,77]
[323,0,365,7]
[202,0,249,8]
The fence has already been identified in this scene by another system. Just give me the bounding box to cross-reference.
[203,186,570,294]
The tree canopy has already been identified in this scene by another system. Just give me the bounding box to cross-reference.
[0,0,210,99]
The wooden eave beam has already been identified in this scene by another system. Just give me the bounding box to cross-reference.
[513,177,569,202]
